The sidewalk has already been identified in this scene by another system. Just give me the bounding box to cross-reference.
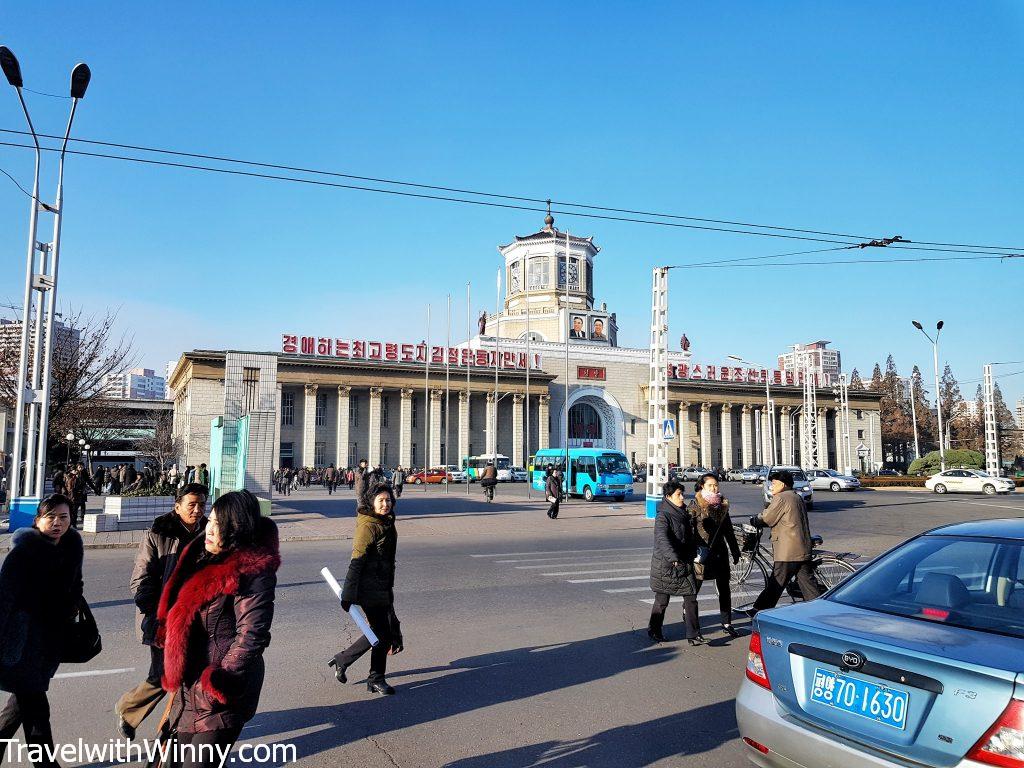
[1,486,653,551]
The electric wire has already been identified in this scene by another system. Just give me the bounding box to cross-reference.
[3,126,1022,253]
[0,165,37,203]
[678,254,1010,269]
[22,88,71,100]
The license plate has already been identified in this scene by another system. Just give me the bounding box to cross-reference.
[810,668,909,730]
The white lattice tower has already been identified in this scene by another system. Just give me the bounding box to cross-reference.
[800,349,818,469]
[983,364,1000,476]
[646,267,669,518]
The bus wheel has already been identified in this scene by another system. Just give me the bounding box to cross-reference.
[583,486,595,502]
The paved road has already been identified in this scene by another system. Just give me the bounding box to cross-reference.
[4,483,1022,767]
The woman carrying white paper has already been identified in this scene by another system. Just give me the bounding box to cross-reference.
[328,482,403,695]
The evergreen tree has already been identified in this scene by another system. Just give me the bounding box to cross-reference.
[879,356,914,467]
[869,363,883,391]
[993,383,1023,460]
[849,368,864,389]
[910,365,936,453]
[939,364,968,451]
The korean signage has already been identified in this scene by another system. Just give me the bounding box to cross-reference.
[669,362,823,388]
[577,366,606,381]
[281,334,542,371]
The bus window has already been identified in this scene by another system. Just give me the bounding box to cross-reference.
[598,454,630,475]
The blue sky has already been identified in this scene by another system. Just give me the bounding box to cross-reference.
[1,2,1021,407]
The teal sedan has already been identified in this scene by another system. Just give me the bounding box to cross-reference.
[737,518,1024,767]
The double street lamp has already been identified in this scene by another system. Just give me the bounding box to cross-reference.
[912,320,945,471]
[1,45,91,508]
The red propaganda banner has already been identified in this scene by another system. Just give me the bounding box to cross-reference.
[281,334,542,371]
[577,366,606,381]
[669,361,821,387]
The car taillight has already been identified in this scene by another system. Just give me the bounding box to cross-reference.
[746,631,771,689]
[968,699,1024,767]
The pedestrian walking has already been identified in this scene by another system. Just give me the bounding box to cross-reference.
[63,465,88,528]
[156,490,280,767]
[93,465,107,496]
[324,464,338,495]
[688,473,741,637]
[749,469,822,615]
[353,459,369,501]
[0,494,84,767]
[647,478,704,644]
[346,468,355,491]
[115,482,209,740]
[193,463,209,487]
[544,465,561,519]
[328,482,403,695]
[392,466,405,498]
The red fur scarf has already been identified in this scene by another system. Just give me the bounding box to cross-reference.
[156,521,280,701]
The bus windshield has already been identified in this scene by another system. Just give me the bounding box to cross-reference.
[597,454,630,475]
[495,456,511,470]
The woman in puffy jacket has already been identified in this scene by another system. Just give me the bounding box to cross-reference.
[157,490,280,767]
[688,472,741,637]
[647,478,704,645]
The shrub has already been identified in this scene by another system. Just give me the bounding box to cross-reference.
[907,449,984,476]
[859,476,928,488]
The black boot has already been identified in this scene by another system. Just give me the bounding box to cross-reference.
[327,658,348,683]
[647,612,665,643]
[367,679,395,695]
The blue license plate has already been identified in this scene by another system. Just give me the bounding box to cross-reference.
[810,668,909,730]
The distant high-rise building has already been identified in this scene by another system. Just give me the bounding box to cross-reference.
[165,360,176,399]
[0,317,82,372]
[777,340,842,385]
[102,367,167,401]
[1017,399,1023,431]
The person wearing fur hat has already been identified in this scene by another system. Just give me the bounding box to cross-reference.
[156,490,280,767]
[688,472,741,637]
[0,494,83,766]
[329,481,403,695]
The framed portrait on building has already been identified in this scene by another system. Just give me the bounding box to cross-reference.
[569,314,587,339]
[590,317,608,341]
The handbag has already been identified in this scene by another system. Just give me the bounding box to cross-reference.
[61,597,102,664]
[693,513,728,580]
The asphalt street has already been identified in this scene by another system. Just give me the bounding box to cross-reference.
[6,482,1023,767]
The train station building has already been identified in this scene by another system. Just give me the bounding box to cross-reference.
[168,215,884,475]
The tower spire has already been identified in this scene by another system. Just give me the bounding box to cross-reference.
[543,199,554,231]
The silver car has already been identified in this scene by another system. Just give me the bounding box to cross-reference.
[726,467,746,482]
[680,466,710,481]
[763,465,813,509]
[806,468,861,492]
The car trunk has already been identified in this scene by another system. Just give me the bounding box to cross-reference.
[756,600,1021,766]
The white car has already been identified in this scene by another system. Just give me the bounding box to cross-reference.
[509,466,528,482]
[806,468,861,492]
[442,465,466,483]
[925,469,1015,495]
[726,467,746,482]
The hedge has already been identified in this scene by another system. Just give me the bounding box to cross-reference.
[859,477,928,488]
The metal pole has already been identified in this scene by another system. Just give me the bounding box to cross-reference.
[563,231,570,495]
[932,337,945,471]
[525,258,531,499]
[764,376,776,464]
[493,268,500,459]
[424,304,430,492]
[9,87,42,503]
[466,283,471,496]
[983,364,1000,476]
[35,100,78,496]
[445,294,450,494]
[24,241,48,494]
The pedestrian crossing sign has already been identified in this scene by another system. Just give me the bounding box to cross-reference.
[661,418,676,442]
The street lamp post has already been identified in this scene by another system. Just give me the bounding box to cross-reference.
[727,355,776,464]
[83,443,91,474]
[912,320,945,471]
[64,431,74,468]
[77,438,85,465]
[908,371,921,463]
[0,45,91,515]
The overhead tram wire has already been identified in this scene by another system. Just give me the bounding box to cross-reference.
[0,134,1021,259]
[0,126,886,243]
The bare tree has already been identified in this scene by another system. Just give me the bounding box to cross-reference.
[0,307,137,463]
[136,410,180,471]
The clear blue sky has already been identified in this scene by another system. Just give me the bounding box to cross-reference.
[1,2,1021,408]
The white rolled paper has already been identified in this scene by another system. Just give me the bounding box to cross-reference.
[320,566,380,647]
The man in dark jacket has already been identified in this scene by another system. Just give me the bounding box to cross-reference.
[114,482,208,739]
[749,470,822,615]
[353,459,369,501]
[324,463,338,495]
[647,478,703,643]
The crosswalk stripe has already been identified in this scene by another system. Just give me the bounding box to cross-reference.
[542,567,649,577]
[567,575,650,584]
[472,547,649,558]
[514,559,649,569]
[603,586,652,593]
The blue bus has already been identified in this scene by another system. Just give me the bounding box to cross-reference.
[530,448,634,502]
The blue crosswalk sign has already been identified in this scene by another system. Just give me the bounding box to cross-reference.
[661,418,676,442]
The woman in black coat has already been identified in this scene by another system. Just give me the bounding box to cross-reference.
[647,478,704,645]
[156,490,280,768]
[688,473,742,637]
[544,466,561,519]
[0,494,83,767]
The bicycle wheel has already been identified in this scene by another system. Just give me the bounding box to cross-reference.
[814,556,856,590]
[730,554,768,609]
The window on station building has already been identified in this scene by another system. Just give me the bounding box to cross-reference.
[349,442,359,462]
[315,392,327,427]
[528,257,549,290]
[381,442,389,466]
[280,442,293,468]
[630,418,636,435]
[857,429,865,439]
[314,441,326,466]
[382,395,389,428]
[411,443,418,467]
[855,409,863,419]
[350,396,359,427]
[281,392,294,426]
[568,402,602,440]
[242,367,260,413]
[412,397,419,429]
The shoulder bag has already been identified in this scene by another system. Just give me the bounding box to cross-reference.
[61,596,102,664]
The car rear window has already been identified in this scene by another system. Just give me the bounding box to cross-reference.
[829,535,1024,639]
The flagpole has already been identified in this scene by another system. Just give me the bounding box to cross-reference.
[564,230,571,495]
[524,258,531,499]
[494,268,501,461]
[424,303,430,494]
[445,293,451,495]
[466,282,472,496]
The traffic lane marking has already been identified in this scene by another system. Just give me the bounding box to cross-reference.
[512,558,650,568]
[542,567,650,577]
[471,547,649,558]
[944,499,1024,512]
[54,667,134,680]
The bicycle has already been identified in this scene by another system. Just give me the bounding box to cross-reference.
[728,523,858,608]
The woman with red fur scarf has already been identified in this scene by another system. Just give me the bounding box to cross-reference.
[156,490,280,767]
